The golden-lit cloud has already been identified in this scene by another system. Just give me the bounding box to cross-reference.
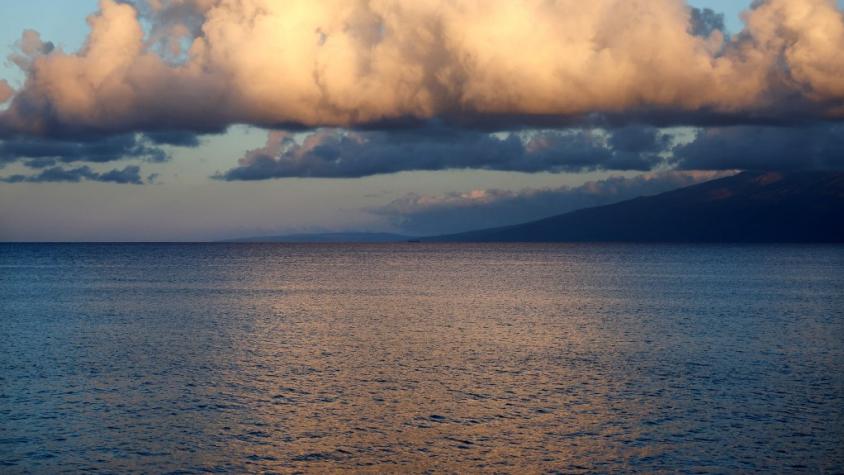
[0,0,843,138]
[0,80,12,105]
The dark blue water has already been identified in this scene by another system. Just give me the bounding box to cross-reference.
[1,243,843,473]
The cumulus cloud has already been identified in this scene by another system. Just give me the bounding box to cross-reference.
[374,171,734,235]
[215,126,672,179]
[0,165,145,184]
[1,0,844,140]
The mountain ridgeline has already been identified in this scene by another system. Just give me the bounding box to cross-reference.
[428,171,844,243]
[226,232,412,243]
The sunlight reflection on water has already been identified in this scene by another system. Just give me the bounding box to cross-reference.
[1,243,843,473]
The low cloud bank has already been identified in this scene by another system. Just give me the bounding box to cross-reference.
[218,123,844,180]
[215,126,670,180]
[0,165,146,184]
[373,171,733,235]
[675,124,844,171]
[0,134,172,169]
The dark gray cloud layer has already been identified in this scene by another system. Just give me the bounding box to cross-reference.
[217,122,844,180]
[0,134,174,169]
[675,124,844,171]
[374,171,733,235]
[143,131,202,147]
[0,132,201,184]
[0,165,145,184]
[216,126,667,180]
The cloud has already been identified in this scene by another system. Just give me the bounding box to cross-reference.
[97,165,145,184]
[0,165,145,184]
[212,121,844,180]
[373,171,734,235]
[1,0,844,140]
[0,134,169,168]
[674,124,844,171]
[0,80,12,104]
[143,131,201,147]
[215,126,672,179]
[689,7,726,38]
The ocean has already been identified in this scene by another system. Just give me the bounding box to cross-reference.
[1,243,843,473]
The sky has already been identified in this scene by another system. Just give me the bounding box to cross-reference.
[1,0,843,241]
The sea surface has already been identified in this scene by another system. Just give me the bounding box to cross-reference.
[1,243,843,473]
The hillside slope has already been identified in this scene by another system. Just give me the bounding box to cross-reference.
[429,171,844,243]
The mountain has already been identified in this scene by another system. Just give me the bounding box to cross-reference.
[226,232,413,243]
[428,171,844,243]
